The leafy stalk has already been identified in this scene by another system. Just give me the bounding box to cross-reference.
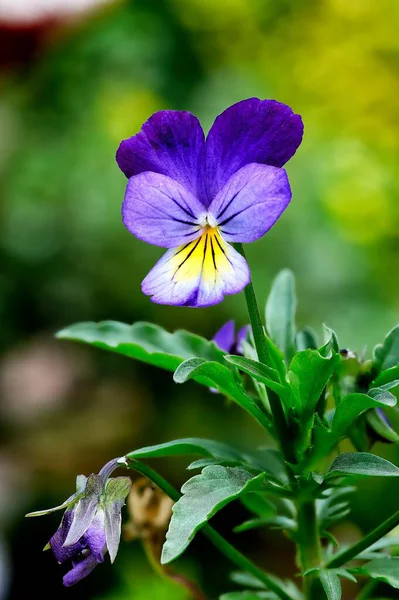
[126,459,294,600]
[234,244,295,464]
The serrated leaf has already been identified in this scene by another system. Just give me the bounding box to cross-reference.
[265,270,297,364]
[187,458,245,471]
[161,466,268,564]
[319,569,342,600]
[373,326,399,371]
[57,321,224,373]
[173,359,272,431]
[288,350,340,416]
[356,557,399,588]
[327,452,399,478]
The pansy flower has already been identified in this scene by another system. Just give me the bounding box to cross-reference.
[117,98,303,307]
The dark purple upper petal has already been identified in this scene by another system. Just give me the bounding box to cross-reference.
[63,553,99,587]
[116,110,206,200]
[205,98,303,200]
[213,321,235,353]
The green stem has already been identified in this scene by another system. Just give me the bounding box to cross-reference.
[297,498,322,599]
[355,579,378,600]
[235,244,294,463]
[327,508,399,568]
[127,459,293,600]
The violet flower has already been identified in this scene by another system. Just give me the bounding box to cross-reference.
[117,98,303,307]
[26,460,131,586]
[213,320,249,355]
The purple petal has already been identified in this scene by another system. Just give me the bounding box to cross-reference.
[116,110,206,199]
[63,553,98,587]
[122,172,205,248]
[50,511,85,564]
[208,163,291,243]
[83,509,107,563]
[213,321,235,353]
[205,98,303,200]
[141,230,250,307]
[236,325,250,355]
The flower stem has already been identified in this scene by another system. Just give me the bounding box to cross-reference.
[355,580,378,600]
[297,498,322,599]
[127,459,293,600]
[234,244,295,464]
[327,507,399,569]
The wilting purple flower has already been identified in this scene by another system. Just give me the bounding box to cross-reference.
[26,460,131,587]
[117,98,303,307]
[213,320,249,355]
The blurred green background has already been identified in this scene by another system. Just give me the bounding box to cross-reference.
[0,0,398,598]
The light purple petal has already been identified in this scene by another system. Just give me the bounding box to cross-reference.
[205,98,303,200]
[122,172,205,248]
[63,474,102,547]
[63,553,98,587]
[83,508,107,563]
[116,110,206,199]
[213,321,235,353]
[208,163,291,243]
[141,230,250,307]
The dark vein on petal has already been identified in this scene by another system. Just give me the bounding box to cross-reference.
[217,207,248,227]
[216,189,241,220]
[156,188,197,219]
[173,236,202,279]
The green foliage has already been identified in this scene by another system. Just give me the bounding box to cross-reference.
[57,321,225,372]
[265,270,297,364]
[288,350,340,417]
[319,569,342,600]
[220,592,277,599]
[373,326,399,371]
[355,557,399,589]
[327,452,399,478]
[173,358,272,431]
[161,467,269,564]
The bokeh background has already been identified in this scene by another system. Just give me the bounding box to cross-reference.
[0,0,399,598]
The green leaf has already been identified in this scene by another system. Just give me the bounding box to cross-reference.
[374,366,399,387]
[173,359,272,431]
[366,410,399,443]
[265,270,297,363]
[234,517,276,533]
[356,557,399,588]
[312,391,397,458]
[373,326,399,371]
[319,325,340,358]
[161,466,268,564]
[296,328,318,351]
[127,438,247,462]
[224,356,289,400]
[230,571,303,600]
[327,452,399,478]
[57,321,225,373]
[220,593,276,600]
[288,350,340,416]
[319,569,342,600]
